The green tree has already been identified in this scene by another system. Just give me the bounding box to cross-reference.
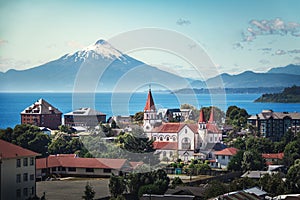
[229,177,256,191]
[228,150,244,171]
[133,111,144,123]
[82,182,95,200]
[242,150,265,171]
[286,159,300,193]
[109,174,126,198]
[204,180,228,199]
[171,177,184,188]
[259,173,285,196]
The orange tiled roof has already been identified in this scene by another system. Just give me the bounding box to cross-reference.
[262,153,284,159]
[0,139,39,159]
[215,147,238,156]
[36,155,128,170]
[198,109,206,123]
[153,142,178,150]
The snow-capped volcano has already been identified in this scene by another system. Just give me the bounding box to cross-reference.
[64,39,126,62]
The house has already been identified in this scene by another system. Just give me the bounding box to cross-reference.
[215,191,261,200]
[262,152,284,165]
[36,154,133,179]
[64,107,106,127]
[248,110,300,141]
[241,170,278,179]
[0,139,39,200]
[21,98,62,129]
[212,147,238,169]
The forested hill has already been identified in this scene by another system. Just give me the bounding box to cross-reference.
[255,85,300,103]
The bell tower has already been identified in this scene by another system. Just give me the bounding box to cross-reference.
[143,86,157,133]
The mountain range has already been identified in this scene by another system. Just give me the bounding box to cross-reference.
[0,40,300,92]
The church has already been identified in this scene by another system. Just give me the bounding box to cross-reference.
[143,88,223,162]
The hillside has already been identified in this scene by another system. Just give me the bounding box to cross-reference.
[254,85,300,103]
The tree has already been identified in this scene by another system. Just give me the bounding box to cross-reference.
[259,173,285,196]
[171,177,184,188]
[286,159,300,193]
[109,174,126,198]
[82,182,95,200]
[225,106,249,128]
[204,180,228,199]
[242,150,265,172]
[133,111,144,123]
[228,150,244,171]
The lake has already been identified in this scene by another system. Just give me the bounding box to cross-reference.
[1,92,300,129]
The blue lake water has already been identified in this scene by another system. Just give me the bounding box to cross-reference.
[0,92,300,129]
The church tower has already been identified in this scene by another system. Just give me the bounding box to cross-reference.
[198,108,206,129]
[143,87,157,133]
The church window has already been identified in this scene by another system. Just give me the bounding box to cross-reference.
[166,136,170,141]
[185,129,187,133]
[181,137,191,150]
[172,136,176,141]
[160,137,163,141]
[163,151,167,157]
[153,136,157,141]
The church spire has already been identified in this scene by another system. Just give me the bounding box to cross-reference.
[208,106,215,123]
[198,108,205,123]
[144,87,156,111]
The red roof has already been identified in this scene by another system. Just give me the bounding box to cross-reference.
[153,142,178,150]
[215,147,238,156]
[36,154,128,170]
[129,161,144,169]
[262,153,284,159]
[0,139,39,159]
[208,107,215,123]
[198,109,206,123]
[206,123,221,133]
[144,89,156,111]
[152,123,198,133]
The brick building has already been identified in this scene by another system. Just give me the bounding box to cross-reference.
[21,99,62,129]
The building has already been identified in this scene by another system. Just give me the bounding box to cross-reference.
[21,98,62,129]
[212,147,238,169]
[0,139,39,200]
[143,88,161,132]
[36,154,133,179]
[262,152,284,165]
[248,110,300,141]
[64,107,106,127]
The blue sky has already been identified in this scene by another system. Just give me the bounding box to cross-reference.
[1,0,300,78]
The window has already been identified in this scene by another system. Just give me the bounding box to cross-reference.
[16,159,21,168]
[86,168,94,173]
[216,155,219,159]
[68,167,76,172]
[104,169,111,173]
[16,189,21,198]
[61,167,66,171]
[23,158,28,166]
[31,187,35,195]
[185,129,187,133]
[153,136,157,141]
[52,167,57,172]
[23,173,28,182]
[30,174,34,181]
[163,151,167,157]
[16,174,21,183]
[181,137,191,150]
[23,188,28,197]
[222,155,225,159]
[160,137,163,141]
[30,157,34,166]
[169,151,173,157]
[166,136,170,141]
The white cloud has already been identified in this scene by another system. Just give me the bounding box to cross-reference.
[176,18,191,26]
[274,49,286,55]
[242,18,300,42]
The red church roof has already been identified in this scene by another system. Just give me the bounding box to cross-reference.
[215,147,238,156]
[153,142,178,150]
[144,89,156,111]
[198,109,206,123]
[0,139,39,159]
[152,123,198,134]
[208,107,215,123]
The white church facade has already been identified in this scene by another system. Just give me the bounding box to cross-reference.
[142,89,223,162]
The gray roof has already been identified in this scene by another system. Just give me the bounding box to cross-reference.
[241,171,277,179]
[64,107,105,116]
[21,98,62,115]
[249,110,300,120]
[244,187,267,196]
